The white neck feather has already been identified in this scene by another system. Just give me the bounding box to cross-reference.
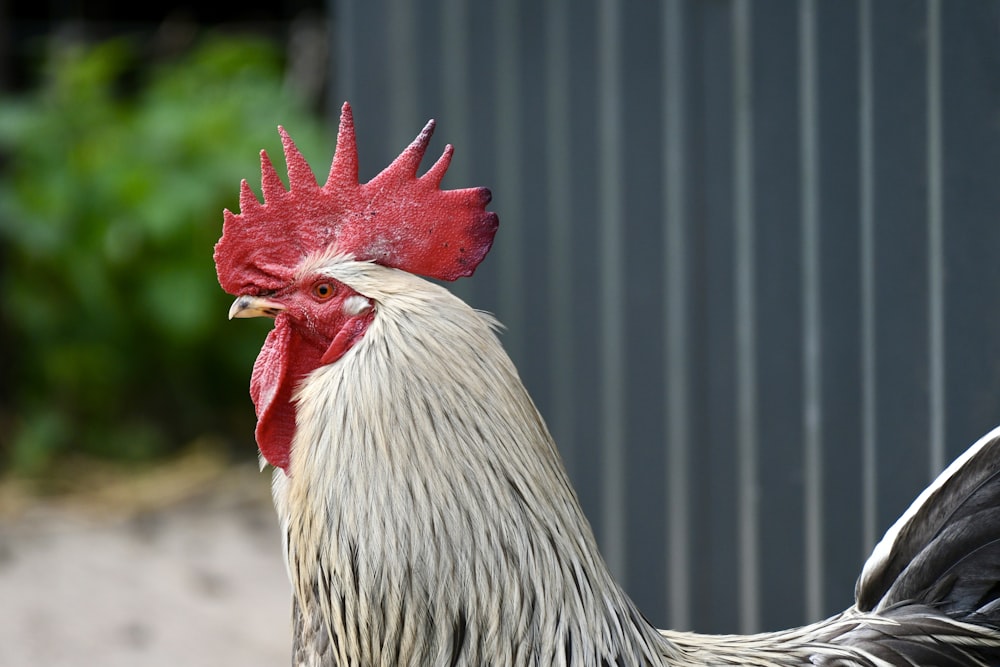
[272,259,676,666]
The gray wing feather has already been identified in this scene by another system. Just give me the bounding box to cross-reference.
[819,605,1000,667]
[857,429,1000,623]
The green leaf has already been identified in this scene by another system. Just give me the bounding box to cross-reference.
[0,33,332,472]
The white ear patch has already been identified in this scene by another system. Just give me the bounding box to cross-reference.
[343,295,373,316]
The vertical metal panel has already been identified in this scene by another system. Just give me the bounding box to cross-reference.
[563,1,603,536]
[690,1,741,633]
[858,0,879,578]
[516,0,554,473]
[926,0,945,476]
[621,0,667,620]
[940,2,1000,456]
[596,0,627,579]
[732,0,761,633]
[329,0,1000,634]
[438,0,472,310]
[750,0,804,633]
[386,0,417,141]
[662,0,691,631]
[544,0,575,479]
[440,0,470,150]
[817,0,865,617]
[460,0,499,319]
[798,0,823,623]
[871,0,932,536]
[494,0,524,369]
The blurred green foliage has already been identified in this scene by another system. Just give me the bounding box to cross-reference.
[0,34,333,473]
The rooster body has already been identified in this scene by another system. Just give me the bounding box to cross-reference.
[218,106,1000,666]
[276,262,1000,667]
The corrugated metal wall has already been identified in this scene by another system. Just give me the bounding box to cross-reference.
[327,0,1000,634]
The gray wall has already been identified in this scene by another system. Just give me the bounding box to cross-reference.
[328,0,1000,634]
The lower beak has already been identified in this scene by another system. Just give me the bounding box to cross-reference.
[228,295,287,320]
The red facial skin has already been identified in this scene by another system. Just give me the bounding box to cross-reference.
[248,276,374,472]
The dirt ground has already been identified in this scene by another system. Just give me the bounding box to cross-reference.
[0,450,293,666]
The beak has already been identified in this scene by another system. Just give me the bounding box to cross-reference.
[228,295,287,320]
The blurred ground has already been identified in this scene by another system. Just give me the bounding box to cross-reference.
[0,450,291,666]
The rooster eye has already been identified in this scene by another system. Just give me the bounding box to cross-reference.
[312,282,336,300]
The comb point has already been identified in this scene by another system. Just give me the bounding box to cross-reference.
[396,118,436,178]
[279,126,319,191]
[239,179,259,212]
[260,150,285,203]
[328,102,359,187]
[423,144,455,188]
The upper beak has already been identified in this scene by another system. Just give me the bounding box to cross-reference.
[228,295,287,320]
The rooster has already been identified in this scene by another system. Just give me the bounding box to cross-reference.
[215,103,1000,666]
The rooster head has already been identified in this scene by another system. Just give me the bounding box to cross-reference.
[214,102,499,471]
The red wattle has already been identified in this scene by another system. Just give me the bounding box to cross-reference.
[250,316,323,471]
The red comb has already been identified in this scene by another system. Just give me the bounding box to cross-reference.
[214,102,499,295]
